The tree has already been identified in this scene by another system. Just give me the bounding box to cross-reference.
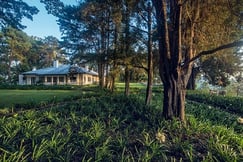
[152,0,243,121]
[41,36,62,67]
[201,50,242,87]
[0,27,31,83]
[144,2,153,104]
[23,36,64,69]
[0,0,38,83]
[104,1,123,92]
[41,0,113,88]
[134,0,157,104]
[0,0,38,29]
[41,0,141,92]
[186,0,243,89]
[187,49,242,89]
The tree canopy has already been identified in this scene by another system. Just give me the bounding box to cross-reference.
[0,0,39,29]
[0,28,63,83]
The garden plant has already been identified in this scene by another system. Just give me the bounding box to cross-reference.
[0,85,242,161]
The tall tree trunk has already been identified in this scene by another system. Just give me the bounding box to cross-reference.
[107,21,120,92]
[145,66,153,104]
[162,72,186,121]
[8,59,11,83]
[106,65,117,92]
[110,75,115,92]
[124,66,130,96]
[98,28,106,88]
[110,63,119,92]
[187,67,200,90]
[186,1,200,90]
[8,51,13,83]
[186,72,195,90]
[153,0,189,121]
[145,2,153,105]
[124,2,131,96]
[98,61,105,88]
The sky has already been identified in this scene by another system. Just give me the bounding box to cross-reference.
[22,0,78,40]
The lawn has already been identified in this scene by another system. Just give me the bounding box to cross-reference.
[0,89,82,108]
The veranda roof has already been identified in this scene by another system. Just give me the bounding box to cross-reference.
[22,65,98,76]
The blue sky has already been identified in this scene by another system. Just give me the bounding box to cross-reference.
[22,0,78,40]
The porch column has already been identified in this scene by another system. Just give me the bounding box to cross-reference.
[57,76,59,85]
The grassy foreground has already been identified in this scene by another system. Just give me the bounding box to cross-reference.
[0,86,242,161]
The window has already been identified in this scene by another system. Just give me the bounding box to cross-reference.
[70,76,76,82]
[59,77,64,82]
[88,77,91,82]
[53,77,57,85]
[53,77,57,82]
[47,77,52,83]
[31,77,36,85]
[38,77,45,84]
[39,77,45,83]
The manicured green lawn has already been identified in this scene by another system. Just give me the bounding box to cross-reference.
[115,82,146,88]
[0,89,82,108]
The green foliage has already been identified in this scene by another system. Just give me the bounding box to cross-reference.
[0,86,242,161]
[190,0,243,87]
[186,101,243,133]
[201,53,241,87]
[0,0,38,29]
[186,91,243,115]
[0,27,32,83]
[0,30,65,84]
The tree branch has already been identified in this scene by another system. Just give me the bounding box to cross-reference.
[129,25,149,34]
[182,40,243,68]
[133,65,148,72]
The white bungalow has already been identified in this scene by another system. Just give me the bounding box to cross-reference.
[19,61,99,85]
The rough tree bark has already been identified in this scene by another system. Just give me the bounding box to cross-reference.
[153,0,189,121]
[187,67,200,90]
[98,28,106,88]
[98,61,105,88]
[124,66,131,96]
[145,2,153,105]
[124,1,131,96]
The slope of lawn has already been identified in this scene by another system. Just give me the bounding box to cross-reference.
[0,89,82,109]
[0,86,242,161]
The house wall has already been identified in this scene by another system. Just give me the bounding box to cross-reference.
[66,74,77,85]
[18,75,24,85]
[20,74,99,86]
[82,74,99,85]
[20,75,39,85]
[83,74,92,85]
[43,75,67,85]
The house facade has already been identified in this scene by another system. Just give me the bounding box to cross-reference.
[19,61,99,85]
